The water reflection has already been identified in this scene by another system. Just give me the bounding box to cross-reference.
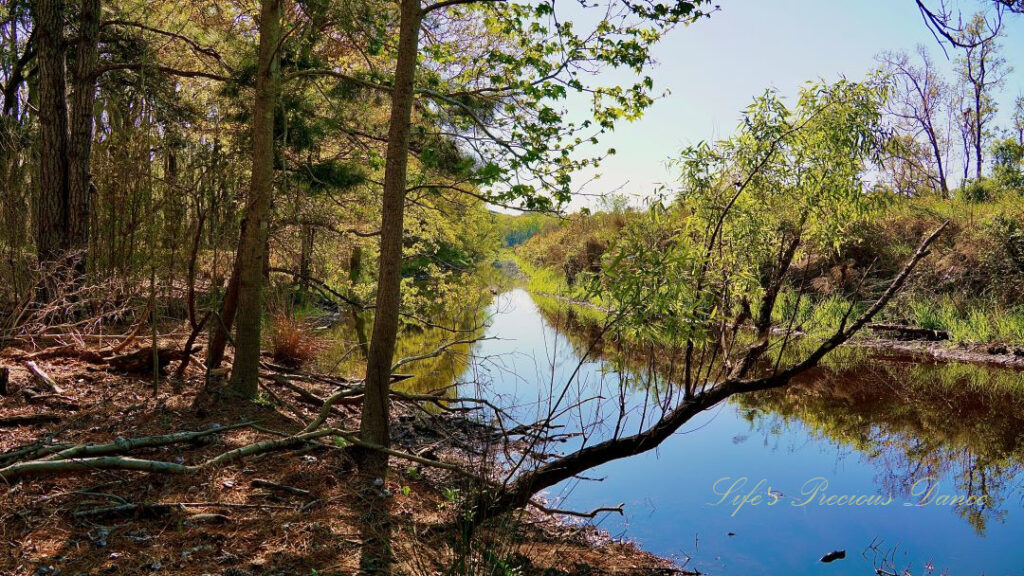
[502,290,1024,574]
[536,293,1024,533]
[736,363,1024,535]
[318,289,1024,574]
[315,301,486,397]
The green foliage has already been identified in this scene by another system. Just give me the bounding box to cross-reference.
[958,178,1000,202]
[992,137,1024,190]
[593,77,892,340]
[491,213,557,247]
[406,0,713,210]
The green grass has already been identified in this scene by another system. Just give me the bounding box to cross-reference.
[902,296,1024,345]
[509,251,567,296]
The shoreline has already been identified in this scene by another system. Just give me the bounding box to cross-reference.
[523,284,1024,372]
[853,337,1024,369]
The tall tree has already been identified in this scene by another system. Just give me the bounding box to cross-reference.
[881,46,953,196]
[957,11,1008,181]
[68,0,101,265]
[355,0,715,480]
[32,0,70,264]
[359,0,423,477]
[1013,94,1024,145]
[226,0,284,397]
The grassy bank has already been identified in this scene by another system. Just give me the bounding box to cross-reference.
[507,192,1024,347]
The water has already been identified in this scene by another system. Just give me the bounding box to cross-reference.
[449,289,1024,575]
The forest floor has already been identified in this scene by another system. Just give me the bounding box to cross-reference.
[0,341,685,576]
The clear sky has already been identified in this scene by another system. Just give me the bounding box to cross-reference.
[567,0,1024,209]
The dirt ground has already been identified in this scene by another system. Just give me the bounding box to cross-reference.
[0,344,686,576]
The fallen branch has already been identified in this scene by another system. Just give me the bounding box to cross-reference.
[40,422,251,461]
[252,478,312,498]
[266,374,355,417]
[298,385,364,433]
[22,345,106,363]
[867,323,949,341]
[108,298,154,355]
[72,499,297,519]
[0,442,72,466]
[531,501,625,519]
[72,501,182,518]
[22,361,63,394]
[22,390,80,409]
[0,427,338,482]
[0,413,63,428]
[1,456,192,480]
[105,345,199,374]
[257,380,310,426]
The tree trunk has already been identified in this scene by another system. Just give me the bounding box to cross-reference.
[207,218,243,371]
[298,224,313,300]
[358,0,422,478]
[924,127,949,197]
[32,0,70,264]
[68,0,100,270]
[974,91,983,181]
[225,0,283,398]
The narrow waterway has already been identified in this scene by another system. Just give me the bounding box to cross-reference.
[452,289,1024,575]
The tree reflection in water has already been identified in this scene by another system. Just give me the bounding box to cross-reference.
[735,361,1024,534]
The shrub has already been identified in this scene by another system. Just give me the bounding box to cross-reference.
[958,178,999,203]
[269,313,321,367]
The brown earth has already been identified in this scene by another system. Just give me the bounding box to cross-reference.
[0,342,688,576]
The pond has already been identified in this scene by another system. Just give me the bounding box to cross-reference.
[448,289,1024,576]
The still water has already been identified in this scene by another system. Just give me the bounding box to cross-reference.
[451,289,1024,575]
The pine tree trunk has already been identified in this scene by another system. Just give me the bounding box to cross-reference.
[226,0,283,398]
[359,0,422,477]
[207,218,244,370]
[68,0,100,270]
[299,225,313,300]
[33,0,70,264]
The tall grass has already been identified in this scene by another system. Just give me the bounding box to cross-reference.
[903,296,1024,345]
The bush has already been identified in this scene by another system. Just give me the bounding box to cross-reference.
[269,313,322,367]
[958,178,999,203]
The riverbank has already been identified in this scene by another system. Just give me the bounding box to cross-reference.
[502,248,1024,372]
[507,194,1024,352]
[0,338,686,576]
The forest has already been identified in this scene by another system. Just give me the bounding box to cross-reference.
[1,0,1024,575]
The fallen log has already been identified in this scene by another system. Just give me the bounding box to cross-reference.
[40,422,251,461]
[105,345,200,374]
[866,323,949,341]
[23,345,106,363]
[22,361,64,394]
[0,428,338,482]
[0,413,62,428]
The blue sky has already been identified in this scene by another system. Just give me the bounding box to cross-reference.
[568,0,1024,209]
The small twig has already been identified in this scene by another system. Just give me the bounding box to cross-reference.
[258,380,310,426]
[531,501,625,519]
[251,478,312,498]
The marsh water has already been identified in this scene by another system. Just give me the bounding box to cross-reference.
[330,288,1024,575]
